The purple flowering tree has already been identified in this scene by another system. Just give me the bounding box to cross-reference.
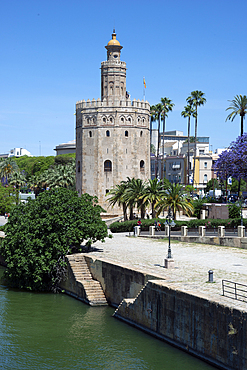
[213,134,247,196]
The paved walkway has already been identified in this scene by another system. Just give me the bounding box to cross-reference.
[89,232,247,311]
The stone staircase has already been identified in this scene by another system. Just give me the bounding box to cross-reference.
[67,254,108,306]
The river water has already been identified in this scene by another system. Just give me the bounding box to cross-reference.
[0,267,215,369]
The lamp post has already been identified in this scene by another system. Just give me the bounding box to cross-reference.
[164,206,175,268]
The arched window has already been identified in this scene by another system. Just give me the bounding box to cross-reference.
[140,131,143,137]
[125,130,128,137]
[89,131,92,137]
[77,161,80,173]
[109,117,113,123]
[121,117,124,122]
[87,118,90,124]
[204,174,208,182]
[140,160,145,171]
[103,117,106,123]
[104,160,112,172]
[106,130,110,137]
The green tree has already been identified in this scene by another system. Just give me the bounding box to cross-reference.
[123,178,147,219]
[186,91,206,187]
[181,104,196,185]
[8,171,27,189]
[1,188,107,291]
[0,158,19,185]
[226,95,247,136]
[140,178,164,218]
[161,97,174,182]
[0,185,17,214]
[153,103,163,179]
[107,180,129,221]
[205,178,220,193]
[155,182,194,220]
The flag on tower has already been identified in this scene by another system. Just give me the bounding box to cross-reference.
[143,77,146,89]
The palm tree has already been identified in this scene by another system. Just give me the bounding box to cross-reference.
[8,171,26,189]
[186,91,206,187]
[140,178,164,218]
[154,103,163,179]
[155,182,194,220]
[181,104,196,185]
[0,158,19,185]
[107,180,128,221]
[150,105,157,156]
[226,95,247,136]
[160,97,174,183]
[123,178,147,219]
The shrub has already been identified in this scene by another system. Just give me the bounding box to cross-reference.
[228,204,241,219]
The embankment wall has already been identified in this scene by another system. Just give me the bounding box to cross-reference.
[81,256,247,370]
[84,255,161,307]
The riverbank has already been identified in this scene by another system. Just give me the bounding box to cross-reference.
[74,233,247,370]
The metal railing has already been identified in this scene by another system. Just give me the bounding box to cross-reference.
[222,280,247,303]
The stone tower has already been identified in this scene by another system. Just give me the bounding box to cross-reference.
[76,30,150,214]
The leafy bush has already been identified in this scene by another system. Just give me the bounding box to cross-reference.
[0,188,107,291]
[228,204,241,219]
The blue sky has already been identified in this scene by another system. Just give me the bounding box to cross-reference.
[1,0,247,156]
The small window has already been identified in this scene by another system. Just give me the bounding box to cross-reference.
[140,160,145,171]
[121,117,124,122]
[125,131,128,137]
[104,160,112,172]
[106,130,110,137]
[110,117,113,123]
[77,161,80,173]
[204,162,207,168]
[204,174,208,182]
[128,117,131,122]
[89,131,92,137]
[142,118,145,123]
[140,131,143,137]
[87,118,90,124]
[106,189,110,194]
[103,117,106,123]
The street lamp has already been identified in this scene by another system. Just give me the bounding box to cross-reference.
[164,206,176,268]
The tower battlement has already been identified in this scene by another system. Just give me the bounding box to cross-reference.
[76,98,150,110]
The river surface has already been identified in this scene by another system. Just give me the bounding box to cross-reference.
[0,267,215,370]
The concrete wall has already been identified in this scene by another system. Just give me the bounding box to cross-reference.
[114,280,247,370]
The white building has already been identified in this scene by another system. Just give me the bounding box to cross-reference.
[9,148,32,157]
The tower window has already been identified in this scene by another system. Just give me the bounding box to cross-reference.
[106,130,110,137]
[128,117,131,122]
[103,117,106,123]
[125,131,128,137]
[104,160,112,172]
[140,160,145,171]
[140,131,143,137]
[121,117,124,122]
[87,118,90,124]
[109,117,113,123]
[89,131,92,137]
[106,189,110,194]
[142,118,145,123]
[204,174,208,182]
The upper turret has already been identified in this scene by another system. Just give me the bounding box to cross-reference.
[105,29,123,62]
[101,30,127,101]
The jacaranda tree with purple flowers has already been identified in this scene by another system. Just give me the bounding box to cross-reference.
[213,134,247,196]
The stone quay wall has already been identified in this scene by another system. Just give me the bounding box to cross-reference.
[83,255,247,370]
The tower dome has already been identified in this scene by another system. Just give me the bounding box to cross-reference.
[107,29,121,46]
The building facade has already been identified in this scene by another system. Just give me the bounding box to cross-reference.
[76,31,150,213]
